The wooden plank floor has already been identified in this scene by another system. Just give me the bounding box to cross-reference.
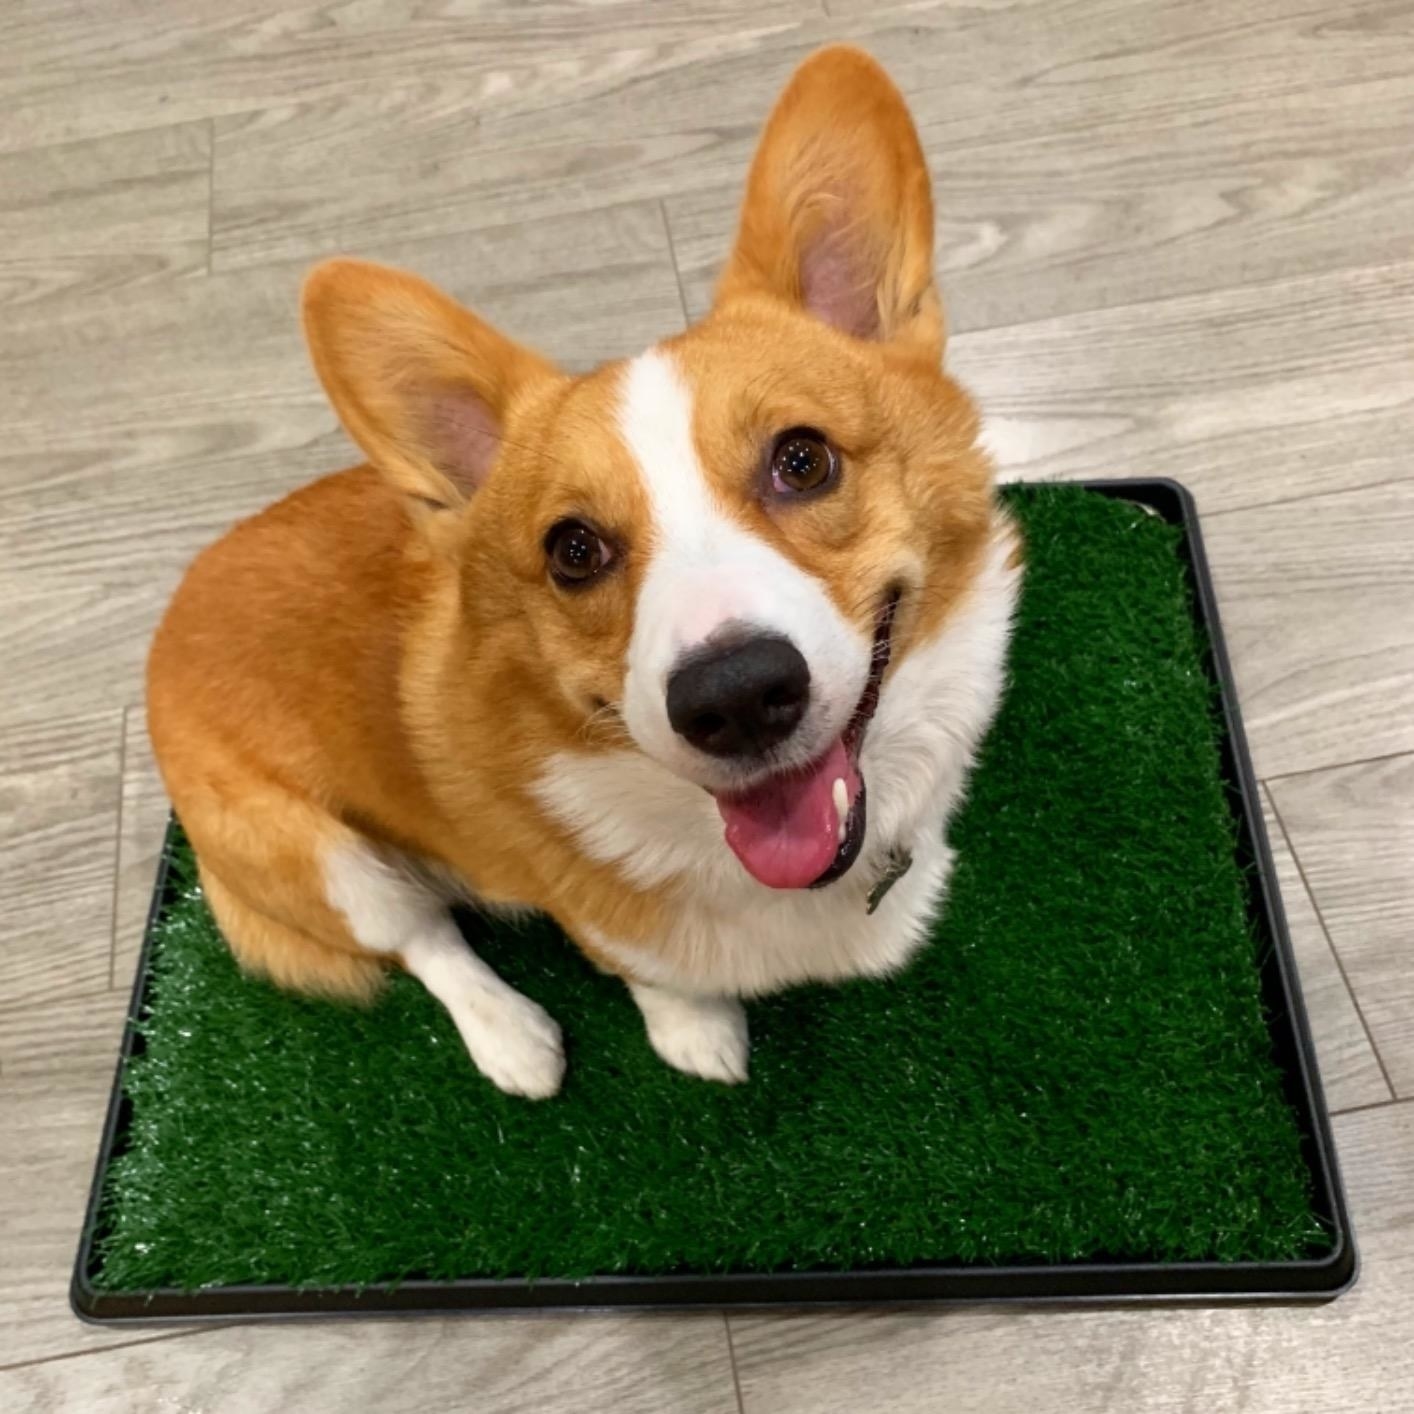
[1,0,1411,1407]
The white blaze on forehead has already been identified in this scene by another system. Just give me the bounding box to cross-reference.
[614,347,869,778]
[615,349,756,640]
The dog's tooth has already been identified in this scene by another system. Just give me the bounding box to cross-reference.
[832,776,848,843]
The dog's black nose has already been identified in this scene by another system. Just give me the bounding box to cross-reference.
[666,634,811,758]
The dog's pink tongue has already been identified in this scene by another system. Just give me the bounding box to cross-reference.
[716,738,861,889]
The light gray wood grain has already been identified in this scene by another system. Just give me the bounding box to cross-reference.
[0,987,144,1364]
[948,259,1414,516]
[954,270,1414,779]
[212,0,1414,314]
[823,0,1049,15]
[1197,478,1414,781]
[3,0,1413,1403]
[0,201,684,729]
[0,1303,739,1412]
[666,70,1414,336]
[1271,755,1414,1099]
[0,587,179,739]
[111,706,169,993]
[0,712,123,1008]
[0,197,680,433]
[0,123,210,309]
[729,1102,1414,1414]
[0,0,817,156]
[208,51,773,271]
[1260,788,1391,1114]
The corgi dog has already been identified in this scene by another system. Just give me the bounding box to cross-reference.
[147,45,1020,1099]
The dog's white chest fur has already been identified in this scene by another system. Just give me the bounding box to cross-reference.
[534,526,1019,997]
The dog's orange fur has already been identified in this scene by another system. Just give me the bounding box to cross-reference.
[148,45,996,1004]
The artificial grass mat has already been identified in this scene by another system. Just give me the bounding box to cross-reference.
[92,484,1328,1293]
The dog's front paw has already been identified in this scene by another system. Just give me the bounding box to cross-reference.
[630,985,749,1084]
[460,992,566,1099]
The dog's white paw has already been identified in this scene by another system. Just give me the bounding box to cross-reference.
[458,992,565,1099]
[631,985,749,1084]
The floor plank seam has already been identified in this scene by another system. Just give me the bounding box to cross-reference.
[210,189,670,279]
[1199,471,1414,525]
[0,117,202,165]
[659,198,693,332]
[945,252,1414,346]
[0,1327,219,1375]
[1331,1095,1411,1118]
[724,1312,749,1414]
[1262,747,1414,788]
[1266,791,1398,1102]
[0,982,130,1026]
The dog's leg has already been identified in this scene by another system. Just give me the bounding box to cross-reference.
[627,981,749,1084]
[326,843,565,1099]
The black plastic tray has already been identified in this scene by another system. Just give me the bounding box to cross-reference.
[72,479,1356,1322]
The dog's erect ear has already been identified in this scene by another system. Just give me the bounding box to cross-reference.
[302,260,559,508]
[716,46,942,359]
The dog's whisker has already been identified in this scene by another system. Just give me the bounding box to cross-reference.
[577,700,631,747]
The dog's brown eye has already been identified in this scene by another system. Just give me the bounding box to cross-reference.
[770,428,836,495]
[545,519,612,586]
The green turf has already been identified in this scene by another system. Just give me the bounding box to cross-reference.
[92,485,1328,1292]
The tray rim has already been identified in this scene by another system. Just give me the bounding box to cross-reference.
[71,476,1357,1322]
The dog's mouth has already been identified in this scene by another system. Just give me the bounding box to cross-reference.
[713,593,899,890]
